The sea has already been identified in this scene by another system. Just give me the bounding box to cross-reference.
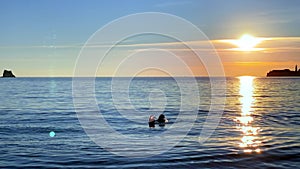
[0,77,299,168]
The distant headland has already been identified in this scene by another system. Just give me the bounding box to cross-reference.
[267,65,300,77]
[2,70,16,78]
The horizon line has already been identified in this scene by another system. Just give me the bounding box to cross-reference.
[1,75,265,78]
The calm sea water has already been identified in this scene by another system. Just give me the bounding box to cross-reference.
[0,77,299,168]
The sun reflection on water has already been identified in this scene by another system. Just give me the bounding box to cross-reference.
[236,76,262,153]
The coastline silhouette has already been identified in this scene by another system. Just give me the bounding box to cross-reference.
[267,65,300,77]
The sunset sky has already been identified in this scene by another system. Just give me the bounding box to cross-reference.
[1,0,300,77]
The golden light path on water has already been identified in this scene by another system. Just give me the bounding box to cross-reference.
[236,76,261,153]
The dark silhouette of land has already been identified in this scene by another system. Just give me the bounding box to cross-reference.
[267,65,300,77]
[2,70,16,78]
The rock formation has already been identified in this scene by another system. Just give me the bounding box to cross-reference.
[2,70,16,78]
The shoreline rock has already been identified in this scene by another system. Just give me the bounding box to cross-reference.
[2,70,16,78]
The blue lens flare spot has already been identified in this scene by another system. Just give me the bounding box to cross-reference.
[49,131,56,137]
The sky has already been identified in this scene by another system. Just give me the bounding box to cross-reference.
[1,0,300,77]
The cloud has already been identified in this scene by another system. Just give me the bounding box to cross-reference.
[1,36,300,54]
[0,44,82,49]
[214,36,300,52]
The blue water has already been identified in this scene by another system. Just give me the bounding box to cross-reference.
[0,77,299,168]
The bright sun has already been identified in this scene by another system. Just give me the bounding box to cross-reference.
[232,34,263,51]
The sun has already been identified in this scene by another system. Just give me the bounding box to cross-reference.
[232,34,263,51]
[220,34,266,51]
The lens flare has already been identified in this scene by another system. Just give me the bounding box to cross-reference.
[49,131,56,137]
